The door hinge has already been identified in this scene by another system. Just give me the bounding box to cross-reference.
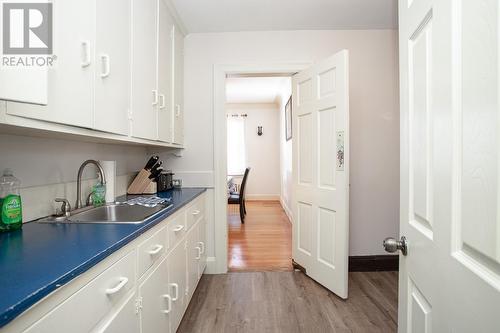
[128,110,133,121]
[135,297,143,314]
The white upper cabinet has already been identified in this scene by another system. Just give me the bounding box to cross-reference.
[157,0,174,143]
[131,0,158,141]
[93,0,131,136]
[6,0,95,128]
[172,25,184,145]
[1,0,184,147]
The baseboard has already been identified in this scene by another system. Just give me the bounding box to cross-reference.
[280,198,293,223]
[349,255,399,272]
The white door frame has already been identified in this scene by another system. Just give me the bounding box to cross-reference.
[212,62,310,274]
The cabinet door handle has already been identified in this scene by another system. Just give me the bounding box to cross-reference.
[152,90,158,105]
[100,54,110,78]
[161,294,172,314]
[195,246,201,260]
[192,210,200,216]
[105,277,128,295]
[198,241,205,254]
[147,244,163,255]
[159,94,166,109]
[173,225,184,232]
[81,40,91,67]
[175,104,181,117]
[170,283,179,301]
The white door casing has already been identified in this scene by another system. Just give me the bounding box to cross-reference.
[399,0,500,331]
[292,50,349,298]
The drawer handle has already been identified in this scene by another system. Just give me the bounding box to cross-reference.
[192,210,200,216]
[173,225,184,232]
[161,294,172,314]
[105,277,128,295]
[198,241,205,254]
[170,283,179,301]
[148,244,163,255]
[195,246,201,260]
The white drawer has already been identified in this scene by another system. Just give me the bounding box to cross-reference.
[186,195,205,231]
[24,250,136,333]
[137,225,168,277]
[167,212,186,249]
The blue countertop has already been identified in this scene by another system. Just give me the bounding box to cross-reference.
[0,188,206,328]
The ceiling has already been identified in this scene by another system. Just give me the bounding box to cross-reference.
[170,0,398,33]
[225,77,291,104]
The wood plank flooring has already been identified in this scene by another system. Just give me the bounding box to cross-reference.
[228,201,292,272]
[177,271,398,333]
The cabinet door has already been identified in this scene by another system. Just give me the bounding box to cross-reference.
[0,68,47,105]
[139,256,171,333]
[186,224,199,301]
[94,0,130,135]
[96,292,140,333]
[168,240,187,332]
[198,218,207,278]
[6,0,95,128]
[157,0,174,142]
[131,0,158,140]
[172,25,184,145]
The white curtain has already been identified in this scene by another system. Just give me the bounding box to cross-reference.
[227,117,246,175]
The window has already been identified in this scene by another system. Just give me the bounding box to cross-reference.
[227,116,246,175]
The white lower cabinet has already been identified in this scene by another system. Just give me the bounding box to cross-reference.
[168,241,188,332]
[97,292,140,333]
[139,256,171,333]
[24,250,137,333]
[6,192,206,333]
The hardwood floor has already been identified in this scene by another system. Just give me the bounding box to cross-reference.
[228,201,292,272]
[177,271,398,333]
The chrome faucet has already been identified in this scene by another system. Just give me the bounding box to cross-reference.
[76,160,106,209]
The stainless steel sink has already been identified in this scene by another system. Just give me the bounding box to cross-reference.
[37,203,173,224]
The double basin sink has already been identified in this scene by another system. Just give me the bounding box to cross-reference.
[37,202,173,224]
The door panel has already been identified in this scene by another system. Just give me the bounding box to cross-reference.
[94,0,130,135]
[7,0,94,128]
[399,0,500,331]
[168,240,187,333]
[131,0,158,140]
[172,25,184,145]
[157,0,174,142]
[139,256,170,333]
[399,1,437,331]
[292,50,349,299]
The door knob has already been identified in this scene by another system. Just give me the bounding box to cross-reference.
[383,236,407,256]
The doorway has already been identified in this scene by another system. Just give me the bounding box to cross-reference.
[224,75,293,271]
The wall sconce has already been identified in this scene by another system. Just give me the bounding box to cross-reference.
[257,126,263,136]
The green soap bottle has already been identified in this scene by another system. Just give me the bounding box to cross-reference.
[0,169,22,232]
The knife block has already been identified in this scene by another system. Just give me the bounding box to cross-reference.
[143,181,157,194]
[127,169,153,194]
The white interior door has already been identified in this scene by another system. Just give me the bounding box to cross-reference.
[398,0,500,331]
[292,50,349,298]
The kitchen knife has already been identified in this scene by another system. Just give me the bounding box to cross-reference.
[144,155,159,171]
[150,160,163,174]
[149,167,163,180]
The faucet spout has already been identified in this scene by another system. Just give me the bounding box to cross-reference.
[76,160,107,209]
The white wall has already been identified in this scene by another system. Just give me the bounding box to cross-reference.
[0,134,148,221]
[168,30,400,257]
[277,85,293,219]
[226,103,281,200]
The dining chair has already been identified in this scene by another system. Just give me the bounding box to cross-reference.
[228,167,250,223]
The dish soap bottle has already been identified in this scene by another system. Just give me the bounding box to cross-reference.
[0,169,22,232]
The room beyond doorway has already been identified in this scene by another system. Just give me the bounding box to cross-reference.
[225,74,293,272]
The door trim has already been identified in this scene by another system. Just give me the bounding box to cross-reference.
[210,62,310,274]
